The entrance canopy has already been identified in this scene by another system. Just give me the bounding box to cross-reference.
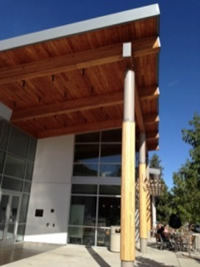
[0,4,160,151]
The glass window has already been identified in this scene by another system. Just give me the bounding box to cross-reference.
[19,194,30,223]
[0,150,5,174]
[28,138,37,161]
[68,226,95,246]
[75,132,100,143]
[4,154,26,179]
[25,161,34,181]
[73,164,98,176]
[101,129,122,142]
[23,181,31,193]
[8,127,29,158]
[0,121,10,150]
[72,184,97,194]
[74,145,99,163]
[99,185,121,195]
[98,197,120,227]
[69,196,96,226]
[97,228,110,247]
[100,164,121,177]
[16,224,26,242]
[101,144,121,163]
[2,177,23,192]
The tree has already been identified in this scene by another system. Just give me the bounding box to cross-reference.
[149,154,172,224]
[172,113,200,225]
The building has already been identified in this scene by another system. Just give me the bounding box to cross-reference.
[0,3,161,265]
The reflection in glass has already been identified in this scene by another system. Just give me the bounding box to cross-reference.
[100,164,121,177]
[76,132,100,143]
[25,161,34,181]
[72,184,97,195]
[6,223,15,239]
[0,122,10,150]
[28,138,37,161]
[0,195,9,240]
[0,150,5,174]
[9,196,19,223]
[101,129,122,142]
[73,164,98,176]
[74,145,99,163]
[99,185,120,195]
[4,155,26,179]
[19,194,29,223]
[2,177,23,192]
[101,144,121,163]
[8,127,29,158]
[68,226,95,246]
[16,224,25,242]
[97,228,110,247]
[23,181,31,193]
[69,196,96,226]
[0,223,4,240]
[98,197,120,227]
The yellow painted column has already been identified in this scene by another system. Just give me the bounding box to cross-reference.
[139,132,147,253]
[146,162,152,239]
[120,69,135,267]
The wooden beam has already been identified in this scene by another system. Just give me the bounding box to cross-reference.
[144,113,159,125]
[11,91,123,122]
[37,119,122,138]
[146,131,159,141]
[139,86,160,101]
[0,36,160,85]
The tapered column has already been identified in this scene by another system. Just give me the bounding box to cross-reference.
[121,69,135,267]
[146,161,151,239]
[139,132,147,253]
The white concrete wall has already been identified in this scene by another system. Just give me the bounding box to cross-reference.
[25,135,74,244]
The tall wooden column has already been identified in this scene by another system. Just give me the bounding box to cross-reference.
[146,160,151,239]
[139,132,147,253]
[121,68,135,267]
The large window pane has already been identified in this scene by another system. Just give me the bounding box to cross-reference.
[73,164,98,176]
[75,132,100,143]
[97,228,110,247]
[72,184,97,195]
[101,129,122,142]
[69,196,96,226]
[0,122,10,150]
[2,177,23,192]
[100,164,121,177]
[74,145,99,163]
[68,226,95,246]
[98,197,120,227]
[4,154,26,179]
[99,185,120,195]
[16,224,26,242]
[0,150,5,174]
[25,161,34,181]
[23,181,31,193]
[19,194,30,223]
[8,127,29,158]
[28,138,37,161]
[101,144,121,163]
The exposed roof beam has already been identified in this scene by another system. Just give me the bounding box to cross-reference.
[146,131,159,141]
[37,119,122,138]
[11,91,123,122]
[0,36,160,85]
[144,113,159,125]
[140,86,160,101]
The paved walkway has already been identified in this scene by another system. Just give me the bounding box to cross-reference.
[0,242,199,267]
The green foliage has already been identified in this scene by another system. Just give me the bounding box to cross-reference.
[172,113,200,224]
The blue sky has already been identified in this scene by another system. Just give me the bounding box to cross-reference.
[0,0,200,189]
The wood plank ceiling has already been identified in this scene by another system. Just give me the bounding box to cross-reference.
[0,12,160,151]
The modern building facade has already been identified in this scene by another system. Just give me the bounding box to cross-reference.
[0,4,161,265]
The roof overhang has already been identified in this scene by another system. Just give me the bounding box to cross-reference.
[0,4,161,151]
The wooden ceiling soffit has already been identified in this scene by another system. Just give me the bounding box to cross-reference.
[11,91,123,122]
[37,118,122,138]
[144,113,159,125]
[0,36,160,85]
[139,86,160,101]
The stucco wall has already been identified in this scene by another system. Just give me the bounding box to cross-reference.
[25,135,74,244]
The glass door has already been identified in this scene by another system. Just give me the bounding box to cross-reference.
[0,193,21,246]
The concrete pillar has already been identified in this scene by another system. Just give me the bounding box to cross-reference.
[120,69,135,267]
[139,132,147,253]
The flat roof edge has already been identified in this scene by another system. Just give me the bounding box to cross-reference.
[0,4,160,52]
